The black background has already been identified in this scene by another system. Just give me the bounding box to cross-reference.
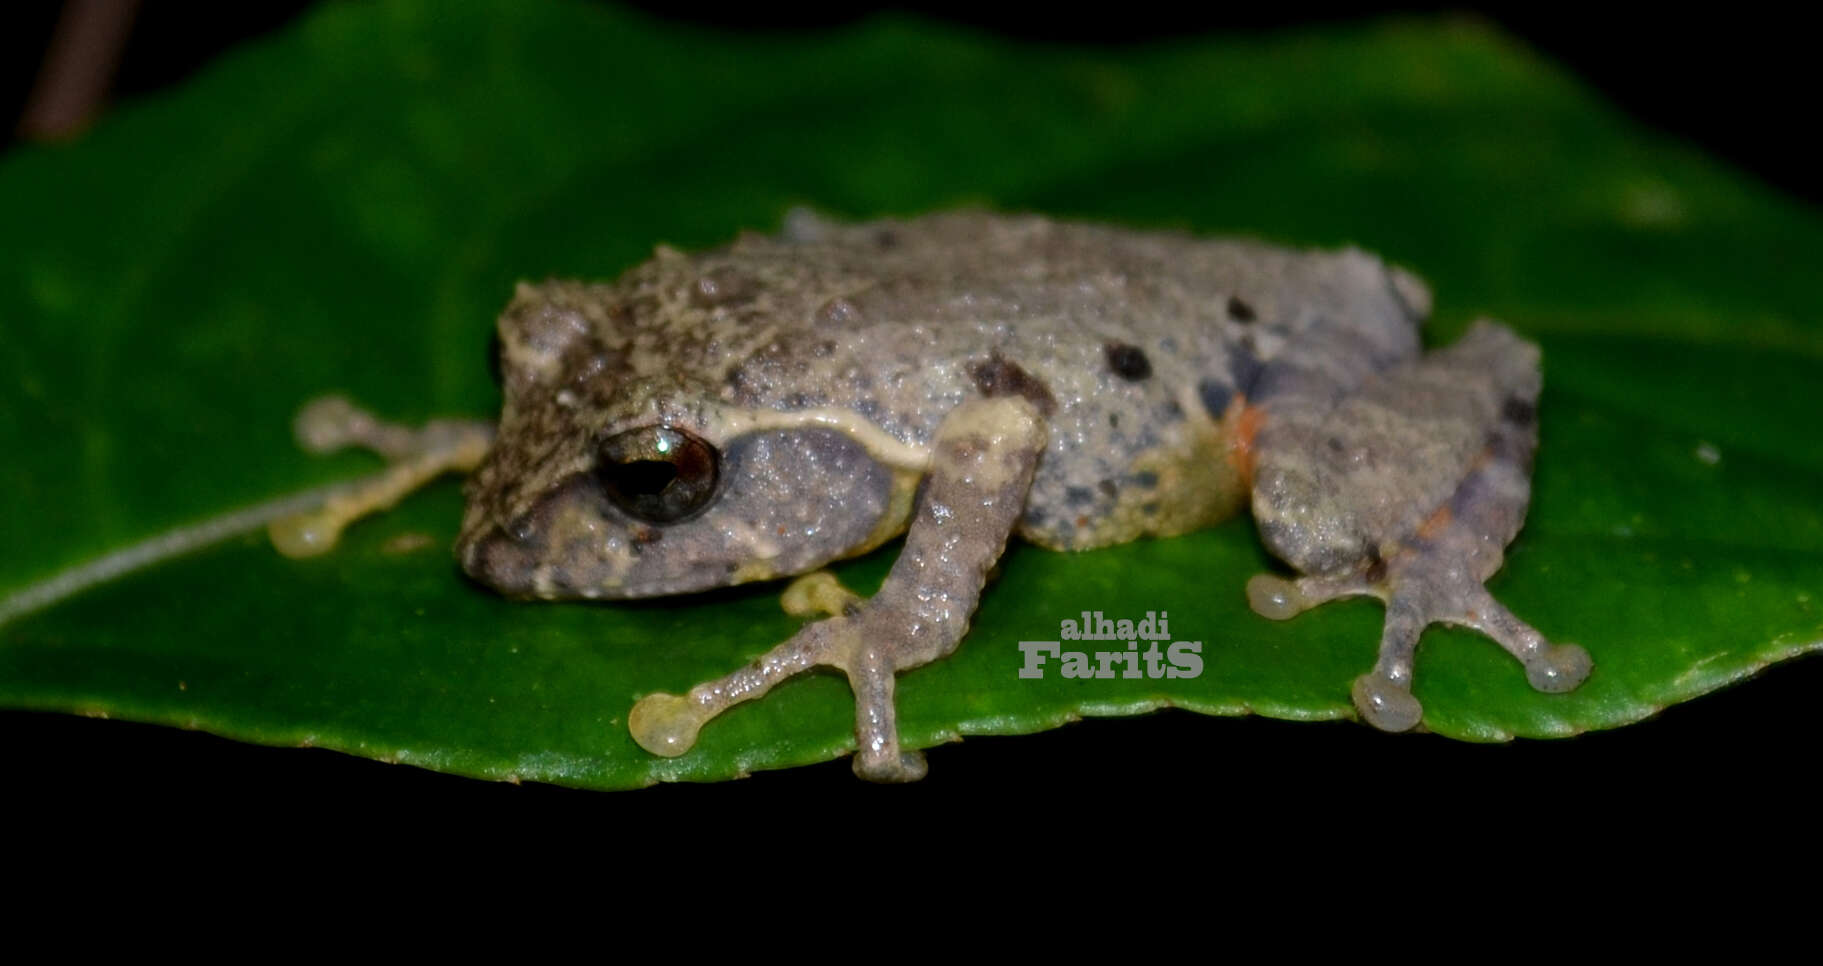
[5,3,1816,841]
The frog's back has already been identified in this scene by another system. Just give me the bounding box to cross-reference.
[598,210,1427,549]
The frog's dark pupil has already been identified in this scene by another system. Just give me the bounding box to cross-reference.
[615,460,678,496]
[595,426,720,524]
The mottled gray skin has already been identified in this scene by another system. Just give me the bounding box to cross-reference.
[443,209,1589,779]
[459,210,1422,595]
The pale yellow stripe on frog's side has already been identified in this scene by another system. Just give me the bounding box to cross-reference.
[701,406,933,472]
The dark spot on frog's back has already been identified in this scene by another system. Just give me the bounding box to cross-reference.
[1198,378,1234,418]
[969,352,1057,416]
[1103,342,1151,381]
[1226,295,1256,323]
[1502,396,1536,427]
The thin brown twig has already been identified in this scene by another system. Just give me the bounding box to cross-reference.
[17,0,142,142]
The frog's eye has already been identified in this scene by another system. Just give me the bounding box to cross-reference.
[594,426,720,523]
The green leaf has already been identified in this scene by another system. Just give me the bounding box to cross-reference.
[3,2,1819,789]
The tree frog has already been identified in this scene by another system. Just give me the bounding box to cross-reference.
[271,210,1591,782]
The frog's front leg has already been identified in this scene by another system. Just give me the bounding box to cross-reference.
[629,396,1046,781]
[1246,320,1590,731]
[268,396,494,558]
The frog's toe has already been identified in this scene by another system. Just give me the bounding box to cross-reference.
[853,748,928,783]
[1444,578,1592,696]
[780,570,862,619]
[293,395,379,454]
[1246,574,1306,620]
[1351,671,1423,733]
[267,511,344,559]
[1246,571,1374,621]
[628,692,704,757]
[1525,642,1592,694]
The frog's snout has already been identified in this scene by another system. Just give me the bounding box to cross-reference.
[458,522,546,598]
[459,473,628,599]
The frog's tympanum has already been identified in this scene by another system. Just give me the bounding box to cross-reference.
[274,211,1591,781]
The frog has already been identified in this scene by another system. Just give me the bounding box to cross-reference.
[270,209,1592,782]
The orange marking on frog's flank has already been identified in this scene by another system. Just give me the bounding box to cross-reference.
[1419,443,1491,539]
[1224,394,1266,489]
[1417,503,1454,540]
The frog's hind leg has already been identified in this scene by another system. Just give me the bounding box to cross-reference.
[629,396,1046,781]
[268,396,494,558]
[1247,320,1590,732]
[1247,464,1592,732]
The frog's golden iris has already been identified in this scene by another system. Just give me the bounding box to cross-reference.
[593,426,719,524]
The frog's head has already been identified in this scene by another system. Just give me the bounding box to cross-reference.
[455,280,905,599]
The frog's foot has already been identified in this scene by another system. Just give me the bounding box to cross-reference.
[1247,556,1590,732]
[1247,320,1590,732]
[779,570,862,619]
[629,396,1047,782]
[268,395,493,558]
[629,609,932,781]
